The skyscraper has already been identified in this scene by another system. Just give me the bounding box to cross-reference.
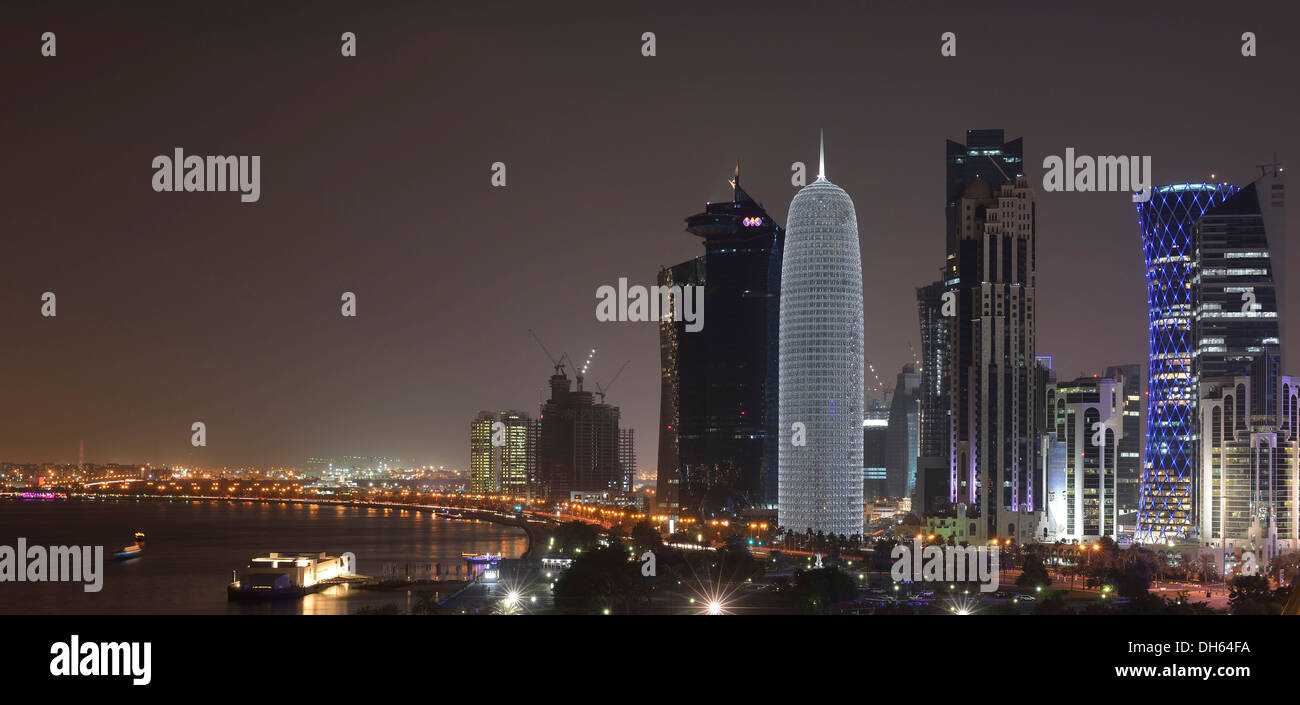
[1042,375,1124,541]
[946,130,1024,255]
[949,172,1040,543]
[778,135,864,538]
[537,366,621,501]
[655,257,703,517]
[618,428,636,492]
[655,167,784,518]
[886,364,920,499]
[1136,182,1239,540]
[1104,364,1143,517]
[863,400,890,502]
[470,410,538,495]
[1193,168,1286,381]
[1198,350,1299,562]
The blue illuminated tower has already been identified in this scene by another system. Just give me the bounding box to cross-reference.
[1136,183,1238,540]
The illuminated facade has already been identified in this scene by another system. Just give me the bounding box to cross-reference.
[778,135,864,538]
[470,411,538,495]
[1198,351,1300,561]
[1043,376,1124,541]
[1136,182,1238,540]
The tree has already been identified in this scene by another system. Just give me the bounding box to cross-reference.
[1228,575,1285,615]
[1268,551,1300,586]
[630,520,664,555]
[1016,551,1052,589]
[789,567,856,614]
[552,544,650,614]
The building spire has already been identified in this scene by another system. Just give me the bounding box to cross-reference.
[730,160,740,199]
[818,129,825,181]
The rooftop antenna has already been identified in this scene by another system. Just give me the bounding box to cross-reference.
[1257,152,1283,177]
[818,129,825,180]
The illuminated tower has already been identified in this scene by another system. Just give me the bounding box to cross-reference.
[1136,182,1238,540]
[778,133,864,538]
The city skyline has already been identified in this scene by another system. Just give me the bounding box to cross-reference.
[4,1,1300,476]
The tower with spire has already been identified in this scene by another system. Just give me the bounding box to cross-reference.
[778,132,865,538]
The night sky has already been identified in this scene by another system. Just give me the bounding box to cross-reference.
[3,1,1298,472]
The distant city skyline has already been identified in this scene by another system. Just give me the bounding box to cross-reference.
[4,1,1299,475]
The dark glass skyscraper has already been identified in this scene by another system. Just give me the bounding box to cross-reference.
[886,364,920,499]
[1193,169,1286,381]
[1136,182,1239,540]
[656,168,783,518]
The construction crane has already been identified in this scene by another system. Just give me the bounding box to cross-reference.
[595,360,630,404]
[527,329,566,376]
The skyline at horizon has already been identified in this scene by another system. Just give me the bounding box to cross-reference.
[4,1,1300,473]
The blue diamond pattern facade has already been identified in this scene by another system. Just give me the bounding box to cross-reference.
[1136,183,1238,540]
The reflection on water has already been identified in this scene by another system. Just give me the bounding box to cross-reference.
[0,498,527,615]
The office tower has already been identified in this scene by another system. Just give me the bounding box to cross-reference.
[947,172,1039,543]
[1104,364,1143,516]
[618,428,636,492]
[655,257,703,516]
[863,400,890,502]
[886,364,921,498]
[470,411,538,495]
[1042,375,1124,541]
[1194,168,1286,381]
[1198,350,1299,562]
[537,367,621,500]
[779,135,864,538]
[655,167,783,518]
[1136,182,1239,540]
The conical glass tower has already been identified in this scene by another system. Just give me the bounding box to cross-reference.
[778,133,864,538]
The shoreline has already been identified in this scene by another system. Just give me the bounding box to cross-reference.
[3,492,537,560]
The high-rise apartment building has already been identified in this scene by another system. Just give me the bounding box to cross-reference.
[470,410,538,495]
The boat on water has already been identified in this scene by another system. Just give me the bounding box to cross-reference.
[113,532,145,561]
[462,552,502,565]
